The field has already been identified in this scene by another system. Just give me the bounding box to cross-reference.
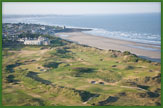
[2,37,161,106]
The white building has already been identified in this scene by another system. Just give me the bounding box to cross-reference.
[40,26,46,30]
[22,36,50,45]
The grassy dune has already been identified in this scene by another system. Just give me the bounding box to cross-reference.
[2,37,161,106]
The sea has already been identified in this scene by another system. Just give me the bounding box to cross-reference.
[3,13,161,47]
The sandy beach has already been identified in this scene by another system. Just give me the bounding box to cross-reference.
[56,32,161,62]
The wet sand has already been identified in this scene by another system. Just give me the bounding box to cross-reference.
[56,32,161,62]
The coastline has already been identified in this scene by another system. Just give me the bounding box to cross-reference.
[56,32,161,62]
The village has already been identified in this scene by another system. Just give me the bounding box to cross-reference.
[2,23,59,37]
[2,23,91,46]
[2,23,63,45]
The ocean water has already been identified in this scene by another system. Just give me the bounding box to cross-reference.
[3,13,161,46]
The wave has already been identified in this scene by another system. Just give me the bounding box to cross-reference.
[83,28,161,46]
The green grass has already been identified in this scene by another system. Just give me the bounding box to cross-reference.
[2,40,161,106]
[3,89,45,106]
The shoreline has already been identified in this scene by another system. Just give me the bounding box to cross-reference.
[56,32,161,62]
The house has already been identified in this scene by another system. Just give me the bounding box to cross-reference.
[23,36,50,45]
[40,26,46,30]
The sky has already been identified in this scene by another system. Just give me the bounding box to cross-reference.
[2,2,161,15]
